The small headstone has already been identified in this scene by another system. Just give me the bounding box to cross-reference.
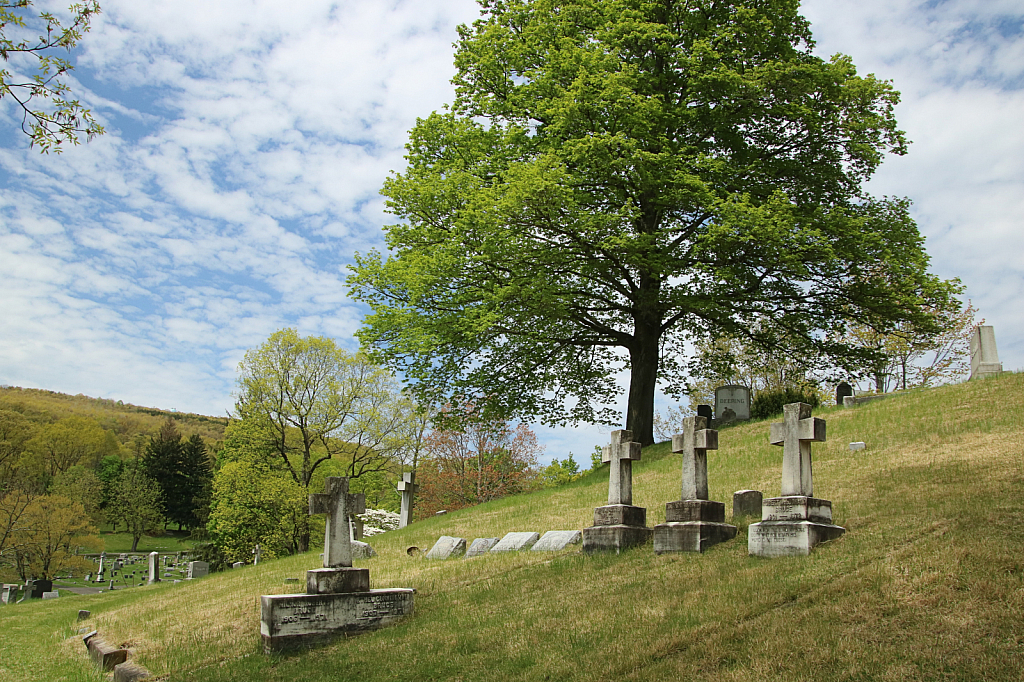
[835,382,853,407]
[42,591,59,599]
[112,661,152,682]
[351,540,376,559]
[86,635,128,671]
[732,490,763,519]
[491,531,540,552]
[425,536,467,559]
[78,610,91,621]
[232,562,244,569]
[464,538,499,558]
[970,325,1002,380]
[0,584,17,604]
[435,510,448,516]
[849,441,866,451]
[714,385,751,423]
[147,552,160,584]
[696,404,714,423]
[186,561,210,579]
[531,530,582,551]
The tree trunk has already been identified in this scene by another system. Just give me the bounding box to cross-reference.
[131,535,139,552]
[626,324,661,447]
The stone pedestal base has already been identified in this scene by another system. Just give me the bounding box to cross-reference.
[306,567,369,595]
[582,505,651,554]
[653,500,736,554]
[748,496,845,557]
[260,588,415,652]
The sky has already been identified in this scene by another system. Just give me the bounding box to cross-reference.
[1,0,1021,465]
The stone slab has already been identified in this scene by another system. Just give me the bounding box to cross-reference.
[665,500,725,523]
[187,561,209,579]
[260,588,414,652]
[761,496,833,524]
[748,520,846,557]
[593,504,646,527]
[490,532,540,552]
[732,490,763,518]
[87,637,128,671]
[464,538,500,558]
[849,441,866,451]
[42,591,59,599]
[351,540,376,559]
[531,530,582,551]
[113,661,152,682]
[425,536,466,560]
[653,521,737,554]
[306,567,369,595]
[581,525,652,554]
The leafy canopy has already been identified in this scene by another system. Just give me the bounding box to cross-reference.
[349,0,952,445]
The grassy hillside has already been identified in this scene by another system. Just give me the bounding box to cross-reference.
[2,373,1023,682]
[0,386,229,445]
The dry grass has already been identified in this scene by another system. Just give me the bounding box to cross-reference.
[3,373,1023,682]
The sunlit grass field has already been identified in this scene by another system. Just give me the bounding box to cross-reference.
[2,373,1023,681]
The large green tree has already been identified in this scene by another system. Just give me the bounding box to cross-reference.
[348,0,952,445]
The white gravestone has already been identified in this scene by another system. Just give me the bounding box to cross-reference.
[252,545,261,565]
[653,417,737,553]
[490,532,540,552]
[714,385,751,423]
[425,536,467,559]
[748,403,846,557]
[260,476,413,652]
[970,325,1002,380]
[396,471,419,529]
[464,538,500,558]
[531,530,582,552]
[582,430,653,553]
[147,552,160,584]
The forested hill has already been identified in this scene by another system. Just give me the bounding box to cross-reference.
[0,385,229,447]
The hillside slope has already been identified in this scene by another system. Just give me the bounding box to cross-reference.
[2,374,1023,682]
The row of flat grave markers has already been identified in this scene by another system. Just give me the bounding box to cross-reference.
[423,530,582,559]
[580,402,845,557]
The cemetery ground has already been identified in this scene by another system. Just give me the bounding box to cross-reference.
[2,374,1023,681]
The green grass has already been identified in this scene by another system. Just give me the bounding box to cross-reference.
[96,528,197,554]
[3,373,1023,682]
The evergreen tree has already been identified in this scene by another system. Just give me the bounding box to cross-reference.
[144,418,188,530]
[181,433,213,530]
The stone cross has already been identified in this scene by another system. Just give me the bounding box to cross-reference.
[672,416,718,501]
[252,545,261,565]
[309,477,361,568]
[769,402,826,497]
[348,492,366,541]
[602,430,642,506]
[147,552,159,584]
[396,471,419,528]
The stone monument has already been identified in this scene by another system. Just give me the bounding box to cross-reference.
[260,477,414,652]
[714,385,750,423]
[970,325,1003,380]
[748,403,846,557]
[96,552,106,582]
[396,471,419,528]
[252,545,261,565]
[835,381,853,407]
[147,552,159,584]
[582,430,652,553]
[186,561,209,579]
[653,417,736,553]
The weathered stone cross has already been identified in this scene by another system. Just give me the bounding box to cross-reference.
[672,416,719,501]
[309,477,362,568]
[769,402,826,497]
[603,430,642,506]
[396,471,419,528]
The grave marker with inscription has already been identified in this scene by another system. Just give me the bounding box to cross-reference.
[714,385,750,423]
[259,477,414,652]
[653,417,737,553]
[748,403,845,557]
[582,430,652,553]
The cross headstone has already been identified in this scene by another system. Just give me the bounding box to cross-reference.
[252,545,261,565]
[396,471,419,528]
[602,430,642,505]
[769,402,826,497]
[309,477,362,568]
[348,493,366,541]
[673,416,718,501]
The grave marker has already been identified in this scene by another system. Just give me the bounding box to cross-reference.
[260,476,413,652]
[490,532,540,552]
[653,417,737,553]
[970,325,1003,379]
[147,552,159,584]
[464,538,500,558]
[186,561,209,579]
[732,490,763,519]
[396,472,419,528]
[252,545,261,565]
[582,430,652,553]
[748,403,846,557]
[835,381,853,407]
[714,385,750,423]
[425,536,466,559]
[531,530,582,551]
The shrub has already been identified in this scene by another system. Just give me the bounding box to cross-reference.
[359,508,400,536]
[750,386,821,421]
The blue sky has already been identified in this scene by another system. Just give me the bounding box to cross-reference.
[1,1,1022,465]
